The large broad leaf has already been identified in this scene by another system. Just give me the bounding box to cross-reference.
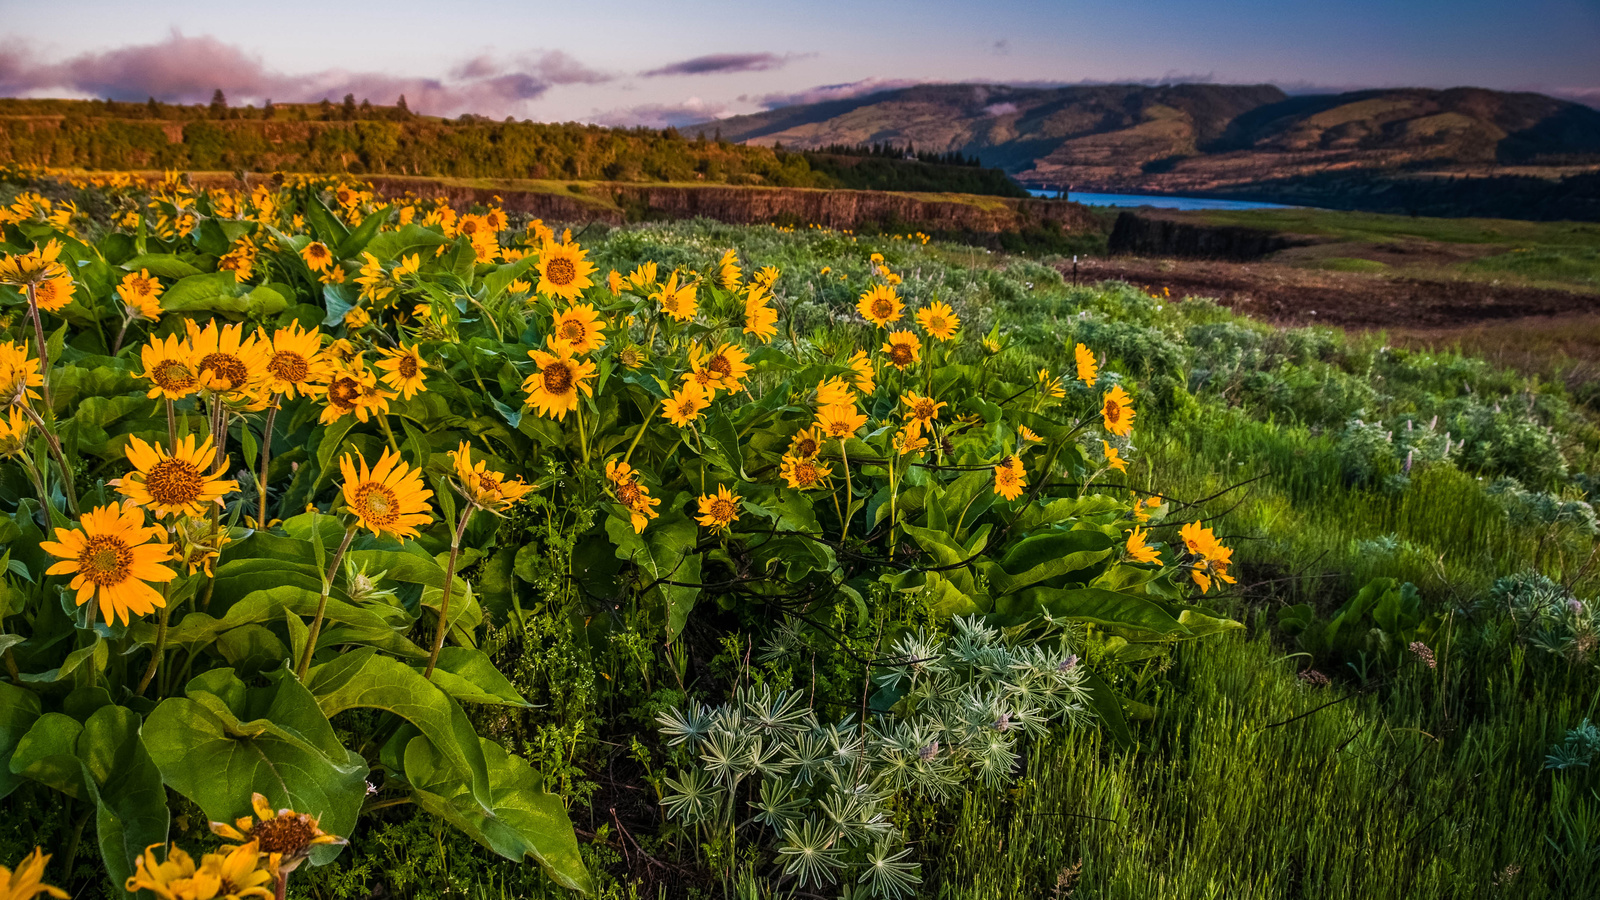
[363,224,450,263]
[993,587,1190,638]
[144,668,366,866]
[305,648,492,813]
[1081,670,1134,751]
[403,734,594,893]
[120,253,205,280]
[337,206,392,260]
[899,523,978,598]
[992,530,1115,594]
[607,501,701,637]
[10,706,169,893]
[423,648,533,708]
[0,681,41,798]
[160,271,248,316]
[480,255,539,303]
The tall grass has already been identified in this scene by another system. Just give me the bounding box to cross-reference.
[924,628,1599,899]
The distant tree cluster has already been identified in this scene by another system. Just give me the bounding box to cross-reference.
[813,141,986,168]
[0,98,1029,197]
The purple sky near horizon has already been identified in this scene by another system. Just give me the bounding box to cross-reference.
[2,0,1597,125]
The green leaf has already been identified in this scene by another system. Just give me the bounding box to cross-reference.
[306,648,493,813]
[307,198,351,247]
[1081,670,1134,751]
[607,501,701,637]
[994,587,1189,638]
[121,254,205,280]
[993,530,1115,593]
[337,206,392,260]
[145,668,365,866]
[365,224,450,263]
[481,255,539,303]
[402,735,593,893]
[11,707,169,892]
[423,648,533,708]
[0,684,43,798]
[160,271,246,316]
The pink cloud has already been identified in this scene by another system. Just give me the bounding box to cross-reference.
[0,31,611,118]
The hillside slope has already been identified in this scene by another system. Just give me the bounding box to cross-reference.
[711,83,1600,211]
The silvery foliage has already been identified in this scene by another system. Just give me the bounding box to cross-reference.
[1485,571,1600,664]
[656,616,1092,896]
[1546,718,1600,771]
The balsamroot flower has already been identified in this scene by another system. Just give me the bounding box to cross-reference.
[40,502,175,626]
[449,442,533,513]
[548,303,607,355]
[535,241,596,301]
[114,435,239,518]
[210,793,346,876]
[1,847,67,900]
[880,330,922,371]
[696,485,742,532]
[1125,526,1160,564]
[993,455,1027,502]
[1074,343,1098,385]
[606,459,661,533]
[339,448,433,540]
[662,382,710,427]
[522,341,596,421]
[856,284,903,328]
[1101,385,1136,437]
[915,301,959,341]
[376,344,428,399]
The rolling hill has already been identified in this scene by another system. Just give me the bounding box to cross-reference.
[709,83,1600,215]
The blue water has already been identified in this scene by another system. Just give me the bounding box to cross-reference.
[1027,189,1294,211]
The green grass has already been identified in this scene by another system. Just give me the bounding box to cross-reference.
[1466,246,1600,290]
[1176,207,1600,249]
[1309,256,1390,273]
[927,628,1599,899]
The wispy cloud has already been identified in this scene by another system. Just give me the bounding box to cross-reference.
[593,97,731,128]
[754,77,926,109]
[641,53,793,77]
[0,31,611,118]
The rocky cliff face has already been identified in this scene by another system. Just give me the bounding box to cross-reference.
[359,177,1101,235]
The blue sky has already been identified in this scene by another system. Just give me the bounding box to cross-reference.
[2,0,1596,124]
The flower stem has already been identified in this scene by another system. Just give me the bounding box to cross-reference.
[164,398,177,449]
[25,284,52,414]
[135,592,172,696]
[621,405,657,467]
[378,413,401,454]
[424,509,474,679]
[297,524,358,680]
[17,403,78,516]
[111,315,132,356]
[574,401,590,465]
[839,440,853,544]
[257,399,279,528]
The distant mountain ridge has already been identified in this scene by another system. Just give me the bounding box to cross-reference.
[707,83,1600,201]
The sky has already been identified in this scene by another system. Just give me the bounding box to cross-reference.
[1,0,1597,125]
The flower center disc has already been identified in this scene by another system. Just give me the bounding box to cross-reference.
[546,258,576,286]
[80,535,133,586]
[268,351,309,383]
[199,352,249,390]
[542,362,573,394]
[146,458,206,507]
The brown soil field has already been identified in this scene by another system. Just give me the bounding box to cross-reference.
[1073,256,1600,381]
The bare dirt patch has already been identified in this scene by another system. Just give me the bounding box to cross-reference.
[1072,256,1600,331]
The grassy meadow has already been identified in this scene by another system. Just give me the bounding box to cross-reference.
[0,173,1596,900]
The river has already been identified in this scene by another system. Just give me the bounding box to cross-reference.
[1026,189,1294,211]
